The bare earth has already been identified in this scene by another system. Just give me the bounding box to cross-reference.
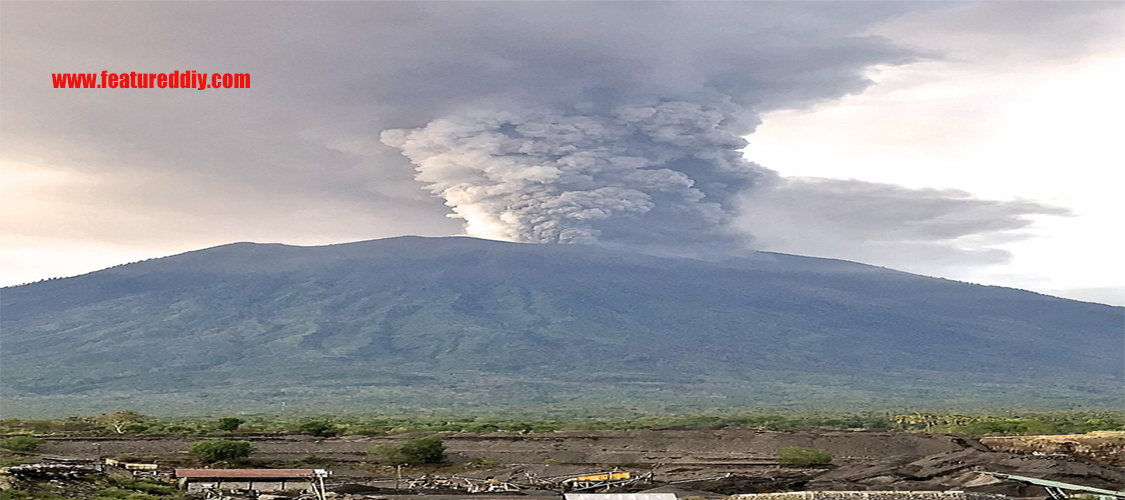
[27,430,1125,498]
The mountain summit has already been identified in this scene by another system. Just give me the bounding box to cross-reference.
[2,236,1121,416]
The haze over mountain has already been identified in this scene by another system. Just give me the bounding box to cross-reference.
[1,236,1121,417]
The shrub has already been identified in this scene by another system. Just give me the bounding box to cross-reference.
[189,439,253,462]
[399,436,445,464]
[92,411,150,435]
[216,417,244,432]
[299,421,336,437]
[777,446,833,467]
[367,436,445,465]
[1,436,42,453]
[109,477,177,496]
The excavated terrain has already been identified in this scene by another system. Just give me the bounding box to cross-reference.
[10,430,1124,499]
[979,432,1125,467]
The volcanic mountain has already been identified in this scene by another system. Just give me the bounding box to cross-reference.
[1,236,1120,416]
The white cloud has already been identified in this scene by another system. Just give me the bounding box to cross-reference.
[742,2,1125,304]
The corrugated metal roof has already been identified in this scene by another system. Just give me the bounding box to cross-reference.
[566,494,679,500]
[175,469,318,479]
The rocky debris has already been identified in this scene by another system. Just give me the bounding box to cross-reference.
[0,462,112,498]
[11,431,1123,500]
[680,472,816,495]
[980,432,1125,467]
[806,449,1125,497]
[1,462,103,480]
[325,445,1123,499]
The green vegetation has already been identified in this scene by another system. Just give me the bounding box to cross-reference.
[298,420,337,437]
[215,417,243,432]
[368,436,445,465]
[2,410,1123,439]
[0,491,72,500]
[0,455,41,467]
[0,436,42,452]
[889,412,1125,435]
[188,439,253,462]
[4,237,1122,414]
[104,478,177,496]
[290,454,332,467]
[399,436,445,464]
[777,446,834,467]
[0,475,182,500]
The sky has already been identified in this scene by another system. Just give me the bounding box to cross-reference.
[1,1,1122,306]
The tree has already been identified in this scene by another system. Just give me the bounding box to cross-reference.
[299,421,336,437]
[399,436,445,464]
[367,436,445,465]
[189,439,253,462]
[1,436,42,453]
[777,446,833,467]
[92,411,149,434]
[217,417,244,432]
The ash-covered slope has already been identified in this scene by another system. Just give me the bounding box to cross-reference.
[1,236,1121,415]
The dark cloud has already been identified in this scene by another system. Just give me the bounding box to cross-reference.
[1,2,922,253]
[738,178,1072,271]
[0,2,1096,275]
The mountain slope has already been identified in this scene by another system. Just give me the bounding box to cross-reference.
[1,236,1121,416]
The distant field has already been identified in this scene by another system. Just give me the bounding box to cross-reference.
[3,410,1122,438]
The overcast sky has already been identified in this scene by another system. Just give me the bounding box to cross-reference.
[2,1,1122,306]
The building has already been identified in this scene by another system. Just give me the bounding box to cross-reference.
[174,468,329,496]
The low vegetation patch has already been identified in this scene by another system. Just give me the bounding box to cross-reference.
[188,439,253,463]
[778,446,834,467]
[368,436,445,465]
[460,457,503,471]
[2,410,1122,438]
[0,436,42,453]
[0,473,182,500]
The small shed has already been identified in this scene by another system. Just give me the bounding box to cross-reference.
[174,468,329,495]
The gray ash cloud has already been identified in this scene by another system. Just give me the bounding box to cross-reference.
[374,3,919,254]
[5,1,1084,262]
[382,100,774,254]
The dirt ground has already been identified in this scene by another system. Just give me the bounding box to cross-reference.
[38,429,966,465]
[21,430,1125,499]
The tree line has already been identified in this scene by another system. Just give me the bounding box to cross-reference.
[2,410,1122,438]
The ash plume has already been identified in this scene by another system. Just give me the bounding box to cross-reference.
[368,3,921,255]
[382,101,774,254]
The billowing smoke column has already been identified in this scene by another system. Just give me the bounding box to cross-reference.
[383,100,773,255]
[365,2,920,255]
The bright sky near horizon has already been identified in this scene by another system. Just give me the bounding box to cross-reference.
[2,2,1122,305]
[743,8,1125,305]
